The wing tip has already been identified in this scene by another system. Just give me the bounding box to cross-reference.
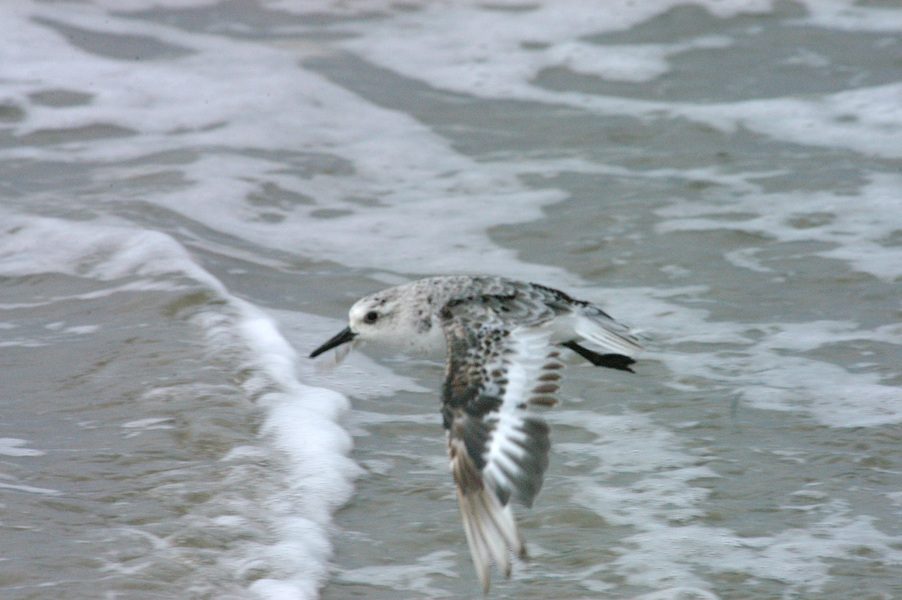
[450,438,525,592]
[457,487,524,592]
[562,341,637,372]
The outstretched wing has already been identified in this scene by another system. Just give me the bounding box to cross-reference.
[439,299,564,592]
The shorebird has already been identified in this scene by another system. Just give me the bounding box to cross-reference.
[310,276,641,591]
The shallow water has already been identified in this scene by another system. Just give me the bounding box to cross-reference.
[1,1,901,599]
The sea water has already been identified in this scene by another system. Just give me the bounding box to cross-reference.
[1,1,901,599]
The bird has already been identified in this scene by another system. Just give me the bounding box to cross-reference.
[309,275,641,591]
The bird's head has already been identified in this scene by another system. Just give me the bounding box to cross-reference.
[309,290,403,359]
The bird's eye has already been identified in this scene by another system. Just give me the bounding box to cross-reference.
[363,311,379,324]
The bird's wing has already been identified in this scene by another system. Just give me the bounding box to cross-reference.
[439,300,564,591]
[521,282,643,361]
[466,283,643,370]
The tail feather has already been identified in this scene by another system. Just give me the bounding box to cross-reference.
[573,314,642,358]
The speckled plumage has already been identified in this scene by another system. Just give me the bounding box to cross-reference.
[310,276,642,591]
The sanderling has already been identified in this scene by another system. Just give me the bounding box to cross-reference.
[310,276,641,591]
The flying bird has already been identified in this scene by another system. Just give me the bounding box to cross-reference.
[310,276,641,591]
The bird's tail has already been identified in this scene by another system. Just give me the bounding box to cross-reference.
[573,312,643,358]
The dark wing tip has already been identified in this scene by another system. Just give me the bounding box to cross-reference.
[561,341,636,372]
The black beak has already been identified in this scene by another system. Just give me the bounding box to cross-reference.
[309,327,356,358]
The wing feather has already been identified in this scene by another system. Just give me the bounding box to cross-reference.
[440,301,562,590]
[572,312,642,358]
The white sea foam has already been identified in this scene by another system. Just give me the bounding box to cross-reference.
[0,212,225,291]
[622,287,902,428]
[0,438,45,457]
[0,212,358,599]
[613,505,902,593]
[0,439,56,498]
[334,0,773,98]
[0,2,570,283]
[555,409,902,595]
[328,0,902,160]
[674,83,902,159]
[6,0,897,289]
[656,172,902,282]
